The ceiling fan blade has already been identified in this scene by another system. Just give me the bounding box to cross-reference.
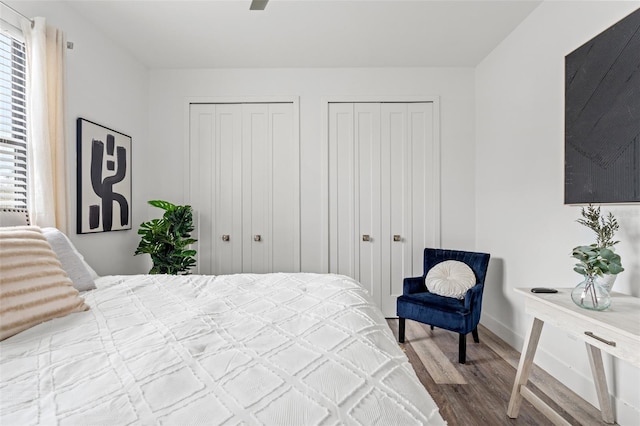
[250,0,268,10]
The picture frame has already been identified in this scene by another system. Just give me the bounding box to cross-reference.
[76,118,132,234]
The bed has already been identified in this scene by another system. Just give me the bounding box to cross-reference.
[0,225,445,425]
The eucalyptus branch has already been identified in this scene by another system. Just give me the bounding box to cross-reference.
[576,204,619,248]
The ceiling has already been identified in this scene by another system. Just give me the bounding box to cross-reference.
[63,0,542,69]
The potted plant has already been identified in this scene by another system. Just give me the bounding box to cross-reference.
[571,245,623,278]
[570,245,623,310]
[570,205,624,311]
[575,204,623,292]
[134,200,197,274]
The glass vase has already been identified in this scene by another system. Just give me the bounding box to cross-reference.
[571,275,611,311]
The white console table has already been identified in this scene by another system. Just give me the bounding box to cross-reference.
[507,288,640,425]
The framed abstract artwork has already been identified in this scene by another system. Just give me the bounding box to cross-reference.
[76,118,132,234]
[565,8,640,204]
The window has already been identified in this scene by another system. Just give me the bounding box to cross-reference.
[0,30,27,209]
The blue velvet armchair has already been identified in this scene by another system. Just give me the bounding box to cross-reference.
[396,248,490,364]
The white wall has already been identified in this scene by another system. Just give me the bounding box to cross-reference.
[148,68,477,272]
[476,2,640,424]
[10,3,478,275]
[7,1,150,275]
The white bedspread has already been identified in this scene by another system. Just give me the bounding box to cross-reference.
[1,273,445,425]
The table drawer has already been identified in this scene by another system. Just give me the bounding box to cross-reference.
[578,324,639,364]
[535,306,639,365]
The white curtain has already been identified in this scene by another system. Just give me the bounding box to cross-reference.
[21,17,67,232]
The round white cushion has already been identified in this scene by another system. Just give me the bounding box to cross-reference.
[425,260,477,299]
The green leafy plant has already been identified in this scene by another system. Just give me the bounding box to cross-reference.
[134,200,197,274]
[576,204,619,249]
[571,244,623,277]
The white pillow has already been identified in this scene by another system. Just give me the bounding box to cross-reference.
[41,227,98,291]
[0,226,89,341]
[425,260,477,299]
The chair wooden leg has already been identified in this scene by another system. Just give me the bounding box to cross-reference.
[472,327,479,343]
[399,318,405,343]
[459,333,467,364]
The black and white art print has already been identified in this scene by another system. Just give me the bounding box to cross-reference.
[77,118,132,234]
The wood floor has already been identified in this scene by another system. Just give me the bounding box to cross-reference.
[386,319,611,426]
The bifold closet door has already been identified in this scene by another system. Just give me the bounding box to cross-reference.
[190,104,242,275]
[241,103,299,273]
[329,102,438,317]
[189,103,299,275]
[380,102,438,316]
[328,103,382,305]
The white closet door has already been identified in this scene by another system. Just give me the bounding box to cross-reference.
[189,104,211,273]
[329,101,439,317]
[379,102,438,315]
[329,102,382,302]
[407,102,438,279]
[189,104,243,275]
[355,103,382,307]
[381,103,410,316]
[190,102,298,275]
[270,103,299,273]
[329,103,357,279]
[242,104,271,273]
[329,102,374,301]
[215,104,243,274]
[241,103,299,273]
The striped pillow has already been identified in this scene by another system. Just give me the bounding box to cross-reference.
[0,226,89,341]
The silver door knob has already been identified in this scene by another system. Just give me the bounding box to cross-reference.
[222,234,230,242]
[393,235,401,242]
[254,235,262,242]
[362,234,370,242]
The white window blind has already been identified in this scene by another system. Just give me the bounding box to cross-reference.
[0,30,27,209]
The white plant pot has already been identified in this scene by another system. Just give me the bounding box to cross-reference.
[596,274,617,293]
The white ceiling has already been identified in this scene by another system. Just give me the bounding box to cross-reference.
[63,0,542,69]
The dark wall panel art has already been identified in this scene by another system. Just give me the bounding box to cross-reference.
[565,7,640,204]
[77,118,132,234]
